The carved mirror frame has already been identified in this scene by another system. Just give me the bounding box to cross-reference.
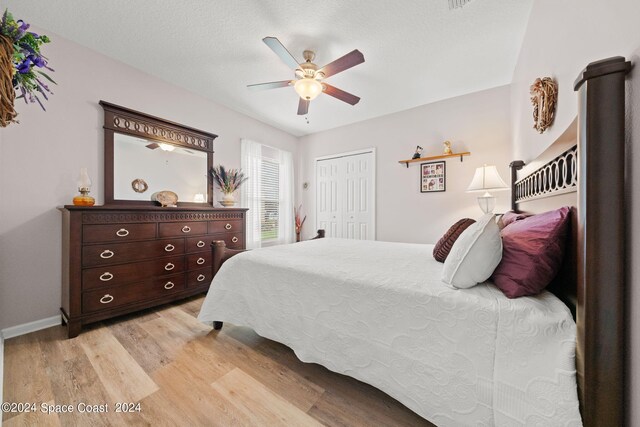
[100,101,217,206]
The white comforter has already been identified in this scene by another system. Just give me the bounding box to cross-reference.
[198,238,581,426]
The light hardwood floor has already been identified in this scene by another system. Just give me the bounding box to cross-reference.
[3,296,434,426]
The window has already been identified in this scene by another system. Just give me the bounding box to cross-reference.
[241,139,294,248]
[260,158,279,242]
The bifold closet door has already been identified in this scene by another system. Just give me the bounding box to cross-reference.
[316,151,375,240]
[316,158,342,237]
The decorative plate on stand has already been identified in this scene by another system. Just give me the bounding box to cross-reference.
[151,190,178,207]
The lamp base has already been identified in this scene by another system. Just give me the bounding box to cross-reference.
[477,192,496,214]
[73,189,95,207]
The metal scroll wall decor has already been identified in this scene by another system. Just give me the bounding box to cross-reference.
[530,77,558,134]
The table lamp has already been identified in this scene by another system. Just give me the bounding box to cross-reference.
[466,165,508,213]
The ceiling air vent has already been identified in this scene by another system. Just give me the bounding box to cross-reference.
[448,0,473,9]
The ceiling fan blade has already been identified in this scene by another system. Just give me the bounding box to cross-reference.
[318,49,364,78]
[262,37,300,70]
[247,80,293,90]
[146,143,159,150]
[322,83,361,105]
[297,98,310,115]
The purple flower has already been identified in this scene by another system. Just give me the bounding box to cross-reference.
[17,59,30,74]
[28,54,45,67]
[17,20,29,31]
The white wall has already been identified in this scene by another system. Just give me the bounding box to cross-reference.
[510,0,640,423]
[0,28,298,330]
[298,85,512,244]
[511,0,640,162]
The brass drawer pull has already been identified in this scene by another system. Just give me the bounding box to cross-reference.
[225,223,232,230]
[165,263,175,271]
[116,228,129,237]
[196,240,205,248]
[197,257,205,265]
[164,281,175,290]
[100,250,115,259]
[231,236,239,243]
[197,274,206,282]
[100,294,114,304]
[99,272,114,282]
[164,244,175,252]
[182,225,191,233]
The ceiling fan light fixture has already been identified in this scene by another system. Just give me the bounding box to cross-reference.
[294,78,323,101]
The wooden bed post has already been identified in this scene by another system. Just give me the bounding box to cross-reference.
[509,161,525,212]
[574,56,631,427]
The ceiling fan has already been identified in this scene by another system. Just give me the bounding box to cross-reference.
[248,37,365,115]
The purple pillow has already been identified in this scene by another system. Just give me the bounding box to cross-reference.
[491,207,571,298]
[497,211,529,230]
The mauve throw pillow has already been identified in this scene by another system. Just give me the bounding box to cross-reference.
[497,211,529,230]
[433,218,476,262]
[491,206,571,298]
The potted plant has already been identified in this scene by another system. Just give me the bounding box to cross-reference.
[209,165,248,207]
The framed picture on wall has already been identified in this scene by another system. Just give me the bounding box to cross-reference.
[420,161,446,193]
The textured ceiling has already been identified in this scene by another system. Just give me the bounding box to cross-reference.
[5,0,533,136]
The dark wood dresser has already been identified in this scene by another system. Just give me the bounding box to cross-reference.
[59,205,247,338]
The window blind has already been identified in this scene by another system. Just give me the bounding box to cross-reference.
[260,159,279,241]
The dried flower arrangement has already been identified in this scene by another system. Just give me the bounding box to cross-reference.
[209,165,248,195]
[530,77,557,134]
[0,9,55,126]
[294,204,307,242]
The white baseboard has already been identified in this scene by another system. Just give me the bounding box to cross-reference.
[1,315,61,340]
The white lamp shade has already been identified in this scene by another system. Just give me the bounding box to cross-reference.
[294,78,323,100]
[467,165,508,192]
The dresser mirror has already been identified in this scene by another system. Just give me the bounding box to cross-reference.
[101,101,217,206]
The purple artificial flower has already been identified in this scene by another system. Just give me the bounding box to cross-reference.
[17,59,30,74]
[28,54,45,67]
[0,10,7,33]
[17,20,29,31]
[35,77,50,93]
[28,31,38,37]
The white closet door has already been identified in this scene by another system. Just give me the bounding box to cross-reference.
[342,152,374,240]
[316,158,342,238]
[316,150,375,240]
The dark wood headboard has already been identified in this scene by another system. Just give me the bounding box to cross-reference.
[510,57,631,427]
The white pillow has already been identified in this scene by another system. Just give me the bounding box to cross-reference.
[442,213,502,289]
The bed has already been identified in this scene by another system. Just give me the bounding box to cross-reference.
[199,57,631,426]
[198,238,581,425]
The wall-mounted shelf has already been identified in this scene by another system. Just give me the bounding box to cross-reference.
[398,152,471,168]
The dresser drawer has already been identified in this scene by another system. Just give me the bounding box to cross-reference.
[159,221,207,237]
[226,233,244,249]
[82,256,185,290]
[187,252,212,270]
[82,273,186,313]
[83,223,156,243]
[82,238,185,267]
[187,268,212,288]
[186,236,213,253]
[210,233,245,249]
[208,219,243,234]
